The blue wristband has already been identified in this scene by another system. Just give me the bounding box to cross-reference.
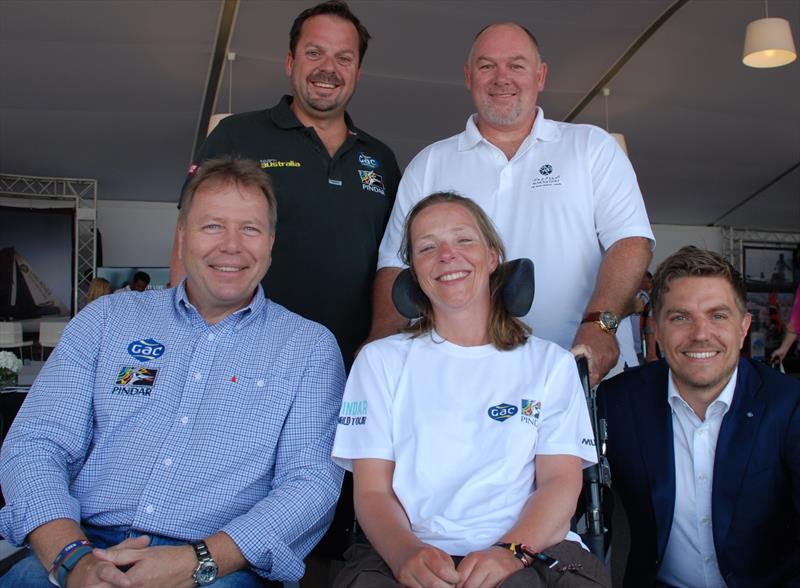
[55,545,94,588]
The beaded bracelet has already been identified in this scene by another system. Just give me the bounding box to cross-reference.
[493,542,532,567]
[493,542,561,569]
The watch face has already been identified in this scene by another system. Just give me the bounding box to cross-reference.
[600,311,619,329]
[195,561,218,585]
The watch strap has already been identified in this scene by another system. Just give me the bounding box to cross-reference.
[581,311,619,334]
[192,541,218,586]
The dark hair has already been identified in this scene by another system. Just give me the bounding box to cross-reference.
[290,1,371,64]
[132,271,150,284]
[651,246,747,316]
[471,22,541,58]
[179,157,277,231]
[400,192,530,351]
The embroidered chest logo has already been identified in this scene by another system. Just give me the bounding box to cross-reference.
[112,367,158,396]
[358,152,380,169]
[260,159,301,169]
[127,339,165,362]
[520,399,541,426]
[358,170,386,195]
[488,403,517,422]
[338,400,368,426]
[531,163,562,190]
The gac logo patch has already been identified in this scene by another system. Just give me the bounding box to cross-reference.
[358,170,386,195]
[358,152,379,169]
[521,399,541,426]
[488,403,517,422]
[112,367,158,396]
[127,339,165,362]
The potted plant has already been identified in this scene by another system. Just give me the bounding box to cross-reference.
[0,351,23,387]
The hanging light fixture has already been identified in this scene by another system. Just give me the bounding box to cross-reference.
[208,52,237,135]
[743,0,797,68]
[602,88,628,155]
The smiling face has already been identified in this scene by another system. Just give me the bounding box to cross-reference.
[465,23,547,134]
[285,14,361,122]
[654,276,751,401]
[410,202,499,322]
[179,179,274,324]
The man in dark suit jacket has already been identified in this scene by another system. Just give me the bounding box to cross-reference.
[598,246,800,588]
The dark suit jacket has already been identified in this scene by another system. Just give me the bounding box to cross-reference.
[597,358,800,587]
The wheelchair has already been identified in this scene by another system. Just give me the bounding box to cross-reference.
[392,258,613,563]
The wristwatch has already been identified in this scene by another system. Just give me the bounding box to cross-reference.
[581,311,619,335]
[191,541,219,586]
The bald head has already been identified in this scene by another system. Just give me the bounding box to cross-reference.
[464,22,547,134]
[468,22,541,64]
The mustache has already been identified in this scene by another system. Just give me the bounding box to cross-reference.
[308,71,343,86]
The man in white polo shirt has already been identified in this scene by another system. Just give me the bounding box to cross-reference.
[368,22,653,385]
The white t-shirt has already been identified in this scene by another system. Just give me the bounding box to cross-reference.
[332,332,597,555]
[377,109,654,353]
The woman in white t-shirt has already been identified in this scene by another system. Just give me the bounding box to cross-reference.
[332,193,609,588]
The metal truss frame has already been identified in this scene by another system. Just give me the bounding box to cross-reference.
[722,226,800,274]
[0,173,97,313]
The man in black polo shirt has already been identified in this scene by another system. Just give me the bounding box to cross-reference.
[170,0,400,370]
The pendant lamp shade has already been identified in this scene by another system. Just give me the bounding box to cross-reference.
[743,17,797,68]
[611,133,628,155]
[208,113,232,136]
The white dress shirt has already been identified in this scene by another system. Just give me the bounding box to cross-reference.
[656,368,738,588]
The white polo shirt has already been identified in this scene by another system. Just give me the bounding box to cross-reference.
[332,332,597,555]
[657,369,738,588]
[377,109,654,353]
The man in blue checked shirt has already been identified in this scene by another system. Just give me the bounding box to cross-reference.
[0,157,346,587]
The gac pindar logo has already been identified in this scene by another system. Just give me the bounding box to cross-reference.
[112,367,158,396]
[488,403,518,422]
[358,170,386,195]
[521,399,541,426]
[127,339,165,362]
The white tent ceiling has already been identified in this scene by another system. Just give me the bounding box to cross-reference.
[1,0,798,231]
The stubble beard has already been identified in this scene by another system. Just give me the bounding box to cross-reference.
[478,98,523,128]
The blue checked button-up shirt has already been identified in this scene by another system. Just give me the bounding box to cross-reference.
[0,282,345,581]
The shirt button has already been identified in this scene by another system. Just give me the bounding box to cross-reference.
[256,379,265,387]
[144,505,154,514]
[207,333,215,341]
[180,416,189,425]
[698,474,706,480]
[163,458,173,466]
[704,556,713,563]
[701,517,710,524]
[194,372,202,381]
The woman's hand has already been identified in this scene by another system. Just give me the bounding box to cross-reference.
[394,543,459,588]
[456,546,523,588]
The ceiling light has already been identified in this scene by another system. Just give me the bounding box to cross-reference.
[743,2,797,68]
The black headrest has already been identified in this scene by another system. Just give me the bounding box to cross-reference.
[391,258,535,320]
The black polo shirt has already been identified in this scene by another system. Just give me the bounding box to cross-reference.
[187,96,400,369]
